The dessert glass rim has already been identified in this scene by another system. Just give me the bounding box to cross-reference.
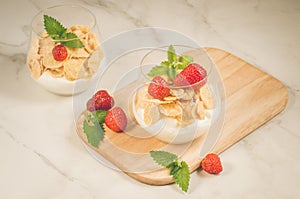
[139,44,213,89]
[30,4,97,41]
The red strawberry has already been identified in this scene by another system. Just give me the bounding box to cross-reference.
[87,90,114,111]
[201,153,223,174]
[105,107,127,132]
[86,98,96,112]
[148,76,170,100]
[173,63,207,89]
[52,45,68,61]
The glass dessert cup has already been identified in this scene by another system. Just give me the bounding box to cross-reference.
[131,45,217,144]
[27,4,103,95]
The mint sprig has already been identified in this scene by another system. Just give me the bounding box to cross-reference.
[43,15,84,48]
[148,45,194,80]
[150,150,190,192]
[83,111,107,147]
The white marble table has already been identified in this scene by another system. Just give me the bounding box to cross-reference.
[0,0,299,198]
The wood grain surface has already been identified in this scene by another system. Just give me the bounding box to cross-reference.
[76,48,288,185]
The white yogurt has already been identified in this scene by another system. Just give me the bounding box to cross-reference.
[35,72,96,96]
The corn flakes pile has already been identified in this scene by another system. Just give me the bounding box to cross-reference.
[135,84,214,128]
[27,25,103,81]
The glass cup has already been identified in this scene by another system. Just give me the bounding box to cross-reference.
[131,45,219,144]
[27,4,103,95]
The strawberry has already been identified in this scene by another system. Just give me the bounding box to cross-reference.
[201,153,223,174]
[148,76,170,100]
[52,45,68,61]
[173,63,207,89]
[105,107,127,132]
[87,90,114,111]
[86,98,96,112]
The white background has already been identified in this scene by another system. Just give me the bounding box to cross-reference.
[0,0,299,198]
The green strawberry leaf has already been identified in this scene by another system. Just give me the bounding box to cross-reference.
[61,32,84,48]
[173,161,190,193]
[168,45,177,63]
[44,15,66,39]
[150,150,178,167]
[83,114,105,147]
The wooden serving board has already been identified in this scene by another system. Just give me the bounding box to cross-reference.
[76,48,288,185]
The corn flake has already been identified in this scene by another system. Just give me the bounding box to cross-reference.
[46,67,64,78]
[69,48,90,58]
[199,84,214,109]
[42,53,64,69]
[196,101,206,120]
[144,103,160,125]
[38,37,55,56]
[27,25,102,81]
[29,59,43,79]
[86,47,103,75]
[87,33,98,52]
[64,58,86,81]
[69,25,90,34]
[159,102,182,117]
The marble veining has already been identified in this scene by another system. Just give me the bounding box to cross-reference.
[0,0,299,198]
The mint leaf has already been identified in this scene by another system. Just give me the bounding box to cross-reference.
[178,55,193,69]
[168,65,177,80]
[173,161,190,193]
[92,110,108,124]
[160,61,170,67]
[147,45,195,82]
[168,162,180,175]
[43,15,84,48]
[83,114,104,147]
[150,150,178,167]
[61,32,84,48]
[174,63,184,70]
[150,150,190,193]
[168,45,177,63]
[148,65,169,77]
[44,15,66,39]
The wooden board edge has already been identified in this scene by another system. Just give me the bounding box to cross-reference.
[75,47,289,186]
[214,88,288,155]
